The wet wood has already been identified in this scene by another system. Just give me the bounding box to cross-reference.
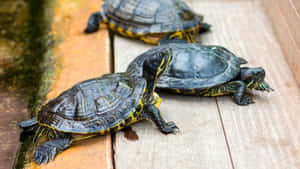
[20,0,113,169]
[0,90,28,169]
[0,1,30,168]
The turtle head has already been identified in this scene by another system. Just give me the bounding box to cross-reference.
[142,49,173,100]
[240,67,265,89]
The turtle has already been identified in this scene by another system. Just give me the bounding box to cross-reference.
[19,49,177,165]
[84,0,210,44]
[127,39,273,105]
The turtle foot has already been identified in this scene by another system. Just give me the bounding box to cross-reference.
[34,138,71,165]
[84,25,99,34]
[161,121,179,134]
[236,96,255,106]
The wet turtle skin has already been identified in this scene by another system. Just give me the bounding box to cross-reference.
[19,49,177,165]
[84,0,210,44]
[127,42,273,105]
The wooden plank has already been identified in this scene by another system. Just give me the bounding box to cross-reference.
[275,0,300,46]
[262,0,300,87]
[113,17,233,169]
[0,1,31,168]
[292,0,300,13]
[189,0,300,169]
[16,0,113,169]
[0,90,28,169]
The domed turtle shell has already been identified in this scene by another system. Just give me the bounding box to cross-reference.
[102,0,204,34]
[127,43,247,89]
[37,73,146,134]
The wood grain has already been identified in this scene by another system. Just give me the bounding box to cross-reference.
[262,0,300,86]
[275,0,300,46]
[114,0,300,169]
[18,0,113,169]
[292,0,300,13]
[113,10,232,169]
[191,0,300,169]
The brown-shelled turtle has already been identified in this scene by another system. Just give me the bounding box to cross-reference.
[127,39,273,105]
[84,0,210,44]
[19,49,177,165]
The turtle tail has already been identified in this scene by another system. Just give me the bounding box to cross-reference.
[84,12,103,33]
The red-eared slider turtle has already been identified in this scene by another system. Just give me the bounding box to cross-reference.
[127,40,273,105]
[84,0,210,44]
[19,49,176,165]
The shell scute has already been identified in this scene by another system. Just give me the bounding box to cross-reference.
[102,0,204,34]
[127,44,245,90]
[37,73,146,134]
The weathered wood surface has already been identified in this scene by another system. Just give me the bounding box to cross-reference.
[114,0,300,169]
[113,2,232,169]
[262,0,300,86]
[0,90,28,169]
[114,36,232,169]
[16,0,113,169]
[194,1,300,169]
[274,0,300,46]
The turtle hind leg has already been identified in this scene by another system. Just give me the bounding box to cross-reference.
[142,104,178,134]
[169,31,196,43]
[199,23,211,33]
[84,12,103,33]
[34,134,72,165]
[205,80,254,105]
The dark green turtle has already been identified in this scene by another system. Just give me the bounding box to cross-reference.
[19,49,177,165]
[84,0,210,44]
[127,41,273,105]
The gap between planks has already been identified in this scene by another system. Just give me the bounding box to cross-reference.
[112,0,300,169]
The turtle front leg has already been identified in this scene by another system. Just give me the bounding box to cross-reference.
[206,80,254,105]
[34,134,72,165]
[84,12,104,33]
[142,104,178,134]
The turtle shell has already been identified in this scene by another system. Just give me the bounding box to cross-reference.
[127,43,247,89]
[37,73,146,134]
[101,0,204,34]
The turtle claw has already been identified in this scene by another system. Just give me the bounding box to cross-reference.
[236,96,255,106]
[166,121,177,128]
[256,81,274,92]
[34,138,71,165]
[34,144,53,165]
[161,121,179,134]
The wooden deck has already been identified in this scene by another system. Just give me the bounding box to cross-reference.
[5,0,300,168]
[113,0,300,169]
